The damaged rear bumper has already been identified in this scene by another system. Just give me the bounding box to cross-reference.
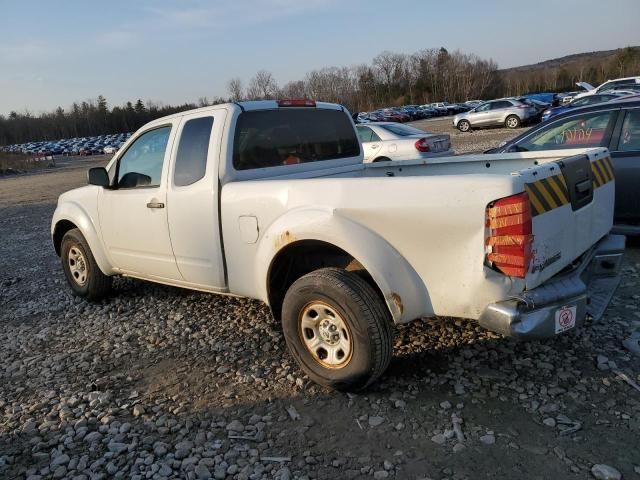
[479,234,625,339]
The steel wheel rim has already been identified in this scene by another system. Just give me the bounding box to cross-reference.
[68,246,88,286]
[299,302,353,369]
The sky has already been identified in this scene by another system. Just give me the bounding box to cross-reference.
[1,0,639,115]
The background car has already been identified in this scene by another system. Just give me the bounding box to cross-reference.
[573,76,640,100]
[453,99,538,131]
[487,98,640,233]
[355,122,452,163]
[541,92,626,121]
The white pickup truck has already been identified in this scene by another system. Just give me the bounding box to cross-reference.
[52,99,625,391]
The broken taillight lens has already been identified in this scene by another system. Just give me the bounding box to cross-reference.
[485,192,533,278]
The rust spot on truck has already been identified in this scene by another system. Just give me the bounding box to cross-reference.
[389,292,404,316]
[275,230,296,250]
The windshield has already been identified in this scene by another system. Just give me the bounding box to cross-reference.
[379,124,428,137]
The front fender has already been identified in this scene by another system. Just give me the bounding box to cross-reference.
[52,200,115,275]
[255,208,431,323]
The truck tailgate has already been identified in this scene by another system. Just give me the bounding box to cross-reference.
[519,148,615,289]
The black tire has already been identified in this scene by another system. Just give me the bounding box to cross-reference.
[372,157,391,163]
[61,228,112,300]
[281,268,393,391]
[505,115,521,129]
[457,119,471,132]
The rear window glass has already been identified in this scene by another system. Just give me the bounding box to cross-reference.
[233,109,360,170]
[174,117,213,186]
[379,124,426,137]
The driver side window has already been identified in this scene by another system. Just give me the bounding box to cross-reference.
[117,126,171,188]
[476,103,491,112]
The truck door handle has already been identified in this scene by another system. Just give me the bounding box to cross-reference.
[575,180,591,194]
[146,202,165,209]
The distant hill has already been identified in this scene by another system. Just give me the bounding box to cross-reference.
[501,47,640,74]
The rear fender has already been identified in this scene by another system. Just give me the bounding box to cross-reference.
[52,201,115,275]
[256,208,431,323]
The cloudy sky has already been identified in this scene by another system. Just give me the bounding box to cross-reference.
[1,0,639,114]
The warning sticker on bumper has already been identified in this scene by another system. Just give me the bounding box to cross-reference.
[555,305,577,334]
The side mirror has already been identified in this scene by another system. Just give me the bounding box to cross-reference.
[88,167,110,187]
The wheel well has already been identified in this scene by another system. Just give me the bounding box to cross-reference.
[267,240,385,322]
[53,220,77,256]
[372,157,390,163]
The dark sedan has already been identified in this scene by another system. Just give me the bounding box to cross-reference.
[487,98,640,234]
[541,93,625,122]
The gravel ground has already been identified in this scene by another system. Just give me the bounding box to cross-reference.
[409,117,527,154]
[1,141,640,480]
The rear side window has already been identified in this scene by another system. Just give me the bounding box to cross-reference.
[513,111,615,151]
[233,109,360,170]
[380,124,426,137]
[492,101,513,109]
[174,117,213,186]
[618,110,640,152]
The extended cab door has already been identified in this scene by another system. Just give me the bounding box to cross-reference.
[166,109,227,288]
[98,124,182,280]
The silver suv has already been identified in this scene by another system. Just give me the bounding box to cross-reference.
[453,99,537,132]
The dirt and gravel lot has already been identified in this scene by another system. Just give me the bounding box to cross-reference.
[1,130,639,480]
[410,117,527,154]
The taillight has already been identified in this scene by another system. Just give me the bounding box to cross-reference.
[485,192,532,278]
[415,138,430,152]
[277,99,316,107]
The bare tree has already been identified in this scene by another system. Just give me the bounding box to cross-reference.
[227,78,244,102]
[246,70,279,100]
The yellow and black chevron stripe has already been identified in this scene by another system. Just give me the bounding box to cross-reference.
[525,174,570,216]
[525,157,614,217]
[590,156,615,189]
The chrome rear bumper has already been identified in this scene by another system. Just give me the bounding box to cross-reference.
[479,234,625,339]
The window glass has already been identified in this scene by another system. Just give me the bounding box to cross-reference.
[380,124,425,137]
[174,117,213,186]
[619,110,640,151]
[117,127,170,188]
[233,109,360,170]
[356,126,374,142]
[512,111,615,152]
[475,103,490,112]
[491,101,513,110]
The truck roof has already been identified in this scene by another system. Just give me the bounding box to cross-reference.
[142,100,346,129]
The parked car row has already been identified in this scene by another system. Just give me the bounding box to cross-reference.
[354,101,480,124]
[1,132,132,157]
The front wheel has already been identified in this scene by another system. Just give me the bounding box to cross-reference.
[505,115,521,129]
[457,119,471,132]
[281,268,393,391]
[61,228,112,300]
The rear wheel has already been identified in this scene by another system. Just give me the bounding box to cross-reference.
[281,268,393,391]
[61,228,112,300]
[505,115,520,129]
[457,119,471,132]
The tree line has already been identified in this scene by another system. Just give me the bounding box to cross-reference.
[2,46,639,146]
